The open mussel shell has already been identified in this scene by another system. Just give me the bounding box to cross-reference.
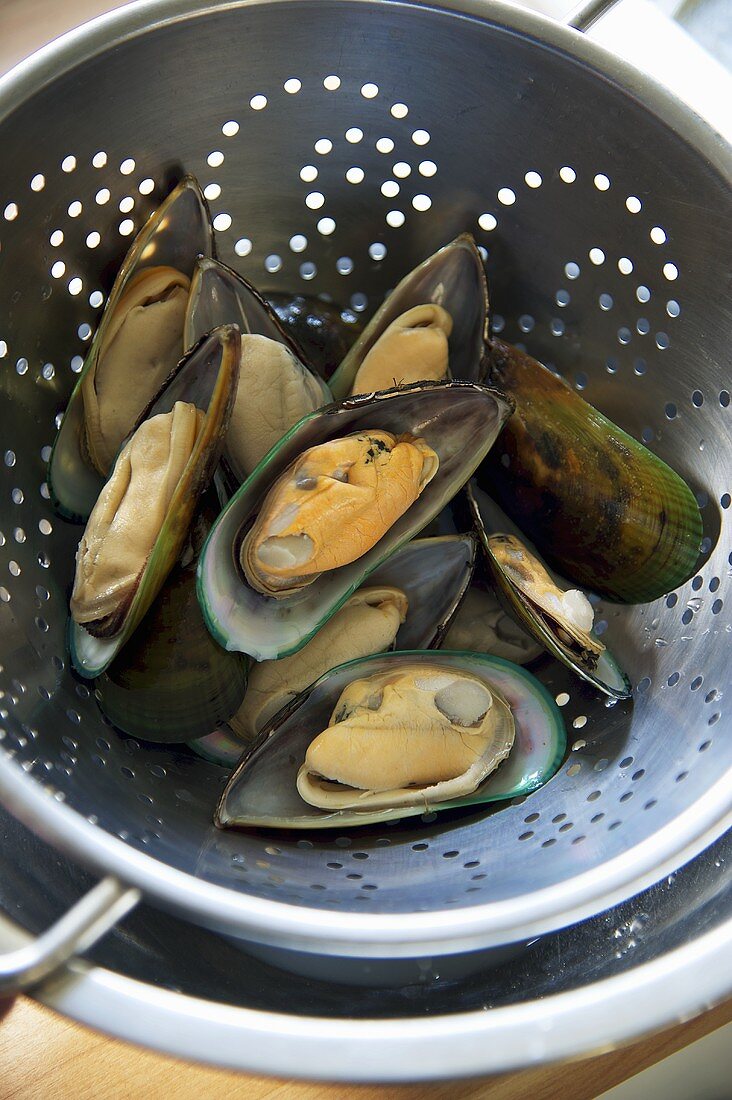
[470,486,632,699]
[197,381,514,662]
[185,258,330,403]
[190,533,475,767]
[216,651,566,830]
[184,257,332,484]
[266,292,363,380]
[95,550,248,743]
[186,256,300,351]
[479,339,703,603]
[328,235,489,400]
[368,534,475,650]
[49,177,213,522]
[70,325,241,678]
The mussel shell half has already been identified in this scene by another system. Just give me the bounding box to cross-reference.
[266,292,363,381]
[49,177,213,522]
[367,534,475,650]
[328,235,489,400]
[197,382,514,661]
[470,485,632,699]
[184,257,332,484]
[95,556,248,743]
[186,257,290,350]
[479,339,703,603]
[70,325,241,678]
[190,533,475,767]
[185,258,331,407]
[216,651,566,830]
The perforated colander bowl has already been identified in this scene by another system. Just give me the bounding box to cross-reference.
[0,0,730,990]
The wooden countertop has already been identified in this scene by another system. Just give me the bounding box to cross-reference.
[1,995,730,1099]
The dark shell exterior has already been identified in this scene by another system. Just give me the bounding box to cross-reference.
[479,340,703,604]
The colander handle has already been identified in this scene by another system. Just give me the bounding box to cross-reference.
[565,0,622,31]
[563,0,732,141]
[0,876,139,994]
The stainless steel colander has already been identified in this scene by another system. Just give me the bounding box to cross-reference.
[0,0,730,1028]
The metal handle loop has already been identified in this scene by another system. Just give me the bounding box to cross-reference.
[566,0,624,31]
[0,876,140,994]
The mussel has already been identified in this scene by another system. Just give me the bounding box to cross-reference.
[185,257,331,484]
[366,534,476,651]
[226,587,407,745]
[349,304,453,395]
[71,401,205,638]
[240,430,439,597]
[49,177,212,521]
[70,325,241,678]
[94,514,248,742]
[328,235,489,399]
[216,651,566,830]
[470,486,631,699]
[479,339,703,603]
[197,382,514,661]
[297,664,513,812]
[191,534,475,765]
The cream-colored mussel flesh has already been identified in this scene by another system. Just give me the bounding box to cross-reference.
[231,586,408,740]
[297,664,515,811]
[241,430,439,596]
[226,334,328,479]
[71,401,203,637]
[82,266,190,474]
[488,534,604,666]
[350,304,453,395]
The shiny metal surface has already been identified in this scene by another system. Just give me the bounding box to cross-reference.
[0,875,138,993]
[0,0,730,979]
[567,0,622,31]
[0,804,729,1078]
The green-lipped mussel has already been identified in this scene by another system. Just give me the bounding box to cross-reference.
[94,513,248,741]
[216,651,566,830]
[328,234,489,399]
[197,382,514,661]
[184,257,332,486]
[191,534,475,765]
[70,325,241,678]
[241,429,440,597]
[479,339,703,604]
[49,177,212,521]
[470,486,631,699]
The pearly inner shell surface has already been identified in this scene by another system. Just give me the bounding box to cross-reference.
[443,586,543,664]
[296,663,515,810]
[82,266,190,473]
[230,586,408,741]
[488,533,604,662]
[71,401,203,637]
[241,430,439,596]
[350,304,453,395]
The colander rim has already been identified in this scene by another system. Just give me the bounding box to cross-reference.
[1,907,727,1079]
[0,0,730,955]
